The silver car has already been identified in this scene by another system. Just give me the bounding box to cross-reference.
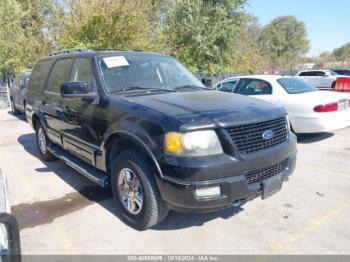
[296,70,342,89]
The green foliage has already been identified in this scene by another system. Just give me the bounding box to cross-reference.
[258,16,309,69]
[0,0,52,74]
[333,42,350,62]
[55,0,155,50]
[163,0,247,74]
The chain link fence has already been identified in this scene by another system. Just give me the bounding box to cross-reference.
[0,76,9,109]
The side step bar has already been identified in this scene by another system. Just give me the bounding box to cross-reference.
[47,144,109,187]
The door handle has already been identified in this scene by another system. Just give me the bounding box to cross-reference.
[64,106,71,113]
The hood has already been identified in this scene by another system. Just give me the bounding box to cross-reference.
[121,91,286,131]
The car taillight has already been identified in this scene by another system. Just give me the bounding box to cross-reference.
[314,102,338,113]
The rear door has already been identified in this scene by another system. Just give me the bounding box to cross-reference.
[313,71,327,88]
[58,57,100,164]
[42,58,74,145]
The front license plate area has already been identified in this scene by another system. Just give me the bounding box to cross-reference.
[262,174,283,199]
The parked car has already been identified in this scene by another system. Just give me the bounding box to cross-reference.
[26,49,297,230]
[9,72,31,115]
[0,168,21,261]
[295,70,348,89]
[332,69,350,76]
[214,75,350,133]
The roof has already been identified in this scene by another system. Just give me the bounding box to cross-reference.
[219,74,290,82]
[43,48,169,60]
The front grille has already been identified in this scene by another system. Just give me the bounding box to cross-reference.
[245,159,289,184]
[227,117,288,155]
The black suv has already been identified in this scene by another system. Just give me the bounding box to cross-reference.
[26,49,297,230]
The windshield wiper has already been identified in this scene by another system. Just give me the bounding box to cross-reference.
[111,86,175,93]
[173,85,210,91]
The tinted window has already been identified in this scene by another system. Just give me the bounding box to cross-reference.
[217,80,238,92]
[46,59,74,93]
[277,78,317,94]
[70,58,95,92]
[28,60,53,91]
[235,79,272,95]
[299,71,315,76]
[315,71,325,76]
[99,54,204,92]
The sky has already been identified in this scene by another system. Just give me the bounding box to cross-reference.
[247,0,350,56]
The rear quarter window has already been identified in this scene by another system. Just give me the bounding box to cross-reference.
[28,59,53,92]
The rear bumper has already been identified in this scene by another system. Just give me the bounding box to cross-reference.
[156,134,297,213]
[291,111,350,133]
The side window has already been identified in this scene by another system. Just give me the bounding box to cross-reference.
[70,58,95,92]
[46,59,74,93]
[316,71,325,76]
[217,80,238,92]
[236,79,272,96]
[28,60,54,92]
[300,72,312,76]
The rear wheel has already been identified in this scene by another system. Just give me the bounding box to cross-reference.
[331,81,336,90]
[35,123,57,162]
[110,150,168,230]
[10,99,20,115]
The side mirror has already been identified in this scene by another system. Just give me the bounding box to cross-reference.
[202,76,213,88]
[60,81,96,100]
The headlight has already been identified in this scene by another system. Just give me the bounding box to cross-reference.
[164,130,223,156]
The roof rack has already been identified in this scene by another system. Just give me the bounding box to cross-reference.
[48,48,90,57]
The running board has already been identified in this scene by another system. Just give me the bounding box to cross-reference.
[47,144,109,187]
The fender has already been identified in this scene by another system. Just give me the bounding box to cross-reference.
[102,130,164,179]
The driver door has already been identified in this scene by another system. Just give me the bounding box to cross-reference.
[58,57,101,164]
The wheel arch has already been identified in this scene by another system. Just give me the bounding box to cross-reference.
[104,131,163,179]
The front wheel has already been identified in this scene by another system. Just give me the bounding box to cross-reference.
[35,123,57,162]
[111,150,169,230]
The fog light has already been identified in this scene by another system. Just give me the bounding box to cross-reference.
[195,186,221,198]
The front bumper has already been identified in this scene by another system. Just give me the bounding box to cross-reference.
[156,134,297,213]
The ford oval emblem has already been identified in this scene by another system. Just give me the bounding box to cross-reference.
[262,130,274,140]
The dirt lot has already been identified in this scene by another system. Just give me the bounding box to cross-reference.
[0,109,349,255]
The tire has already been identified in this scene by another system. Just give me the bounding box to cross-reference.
[10,99,20,115]
[331,82,336,90]
[35,123,57,162]
[110,150,169,230]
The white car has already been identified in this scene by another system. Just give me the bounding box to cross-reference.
[296,70,344,89]
[214,75,350,133]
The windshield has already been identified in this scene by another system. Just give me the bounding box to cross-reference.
[330,71,338,76]
[98,54,205,93]
[277,77,318,94]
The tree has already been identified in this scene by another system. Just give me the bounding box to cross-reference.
[54,0,156,50]
[333,42,350,63]
[258,16,309,69]
[0,0,52,75]
[163,0,248,74]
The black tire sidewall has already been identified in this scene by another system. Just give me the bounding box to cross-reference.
[111,151,165,230]
[35,123,56,161]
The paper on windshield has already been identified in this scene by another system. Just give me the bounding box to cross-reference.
[103,56,130,68]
